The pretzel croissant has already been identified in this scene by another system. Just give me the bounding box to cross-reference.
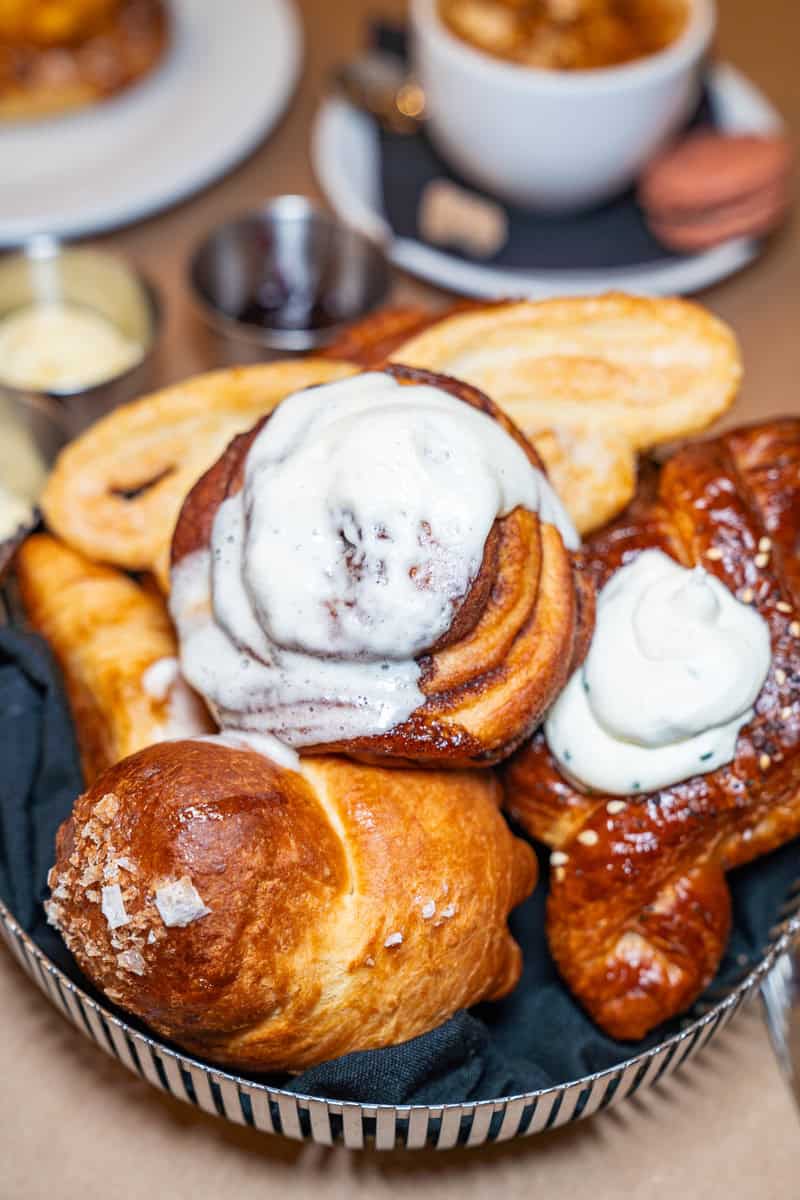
[16,533,212,783]
[505,420,800,1040]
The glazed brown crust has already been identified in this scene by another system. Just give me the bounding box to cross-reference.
[504,419,800,1040]
[171,365,591,768]
[322,303,480,370]
[322,305,454,368]
[47,740,536,1070]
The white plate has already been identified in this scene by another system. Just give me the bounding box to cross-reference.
[0,0,302,245]
[312,63,782,299]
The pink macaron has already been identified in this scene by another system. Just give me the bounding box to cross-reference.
[639,131,793,253]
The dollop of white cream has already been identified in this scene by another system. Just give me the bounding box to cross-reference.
[192,730,300,772]
[545,549,772,795]
[141,656,180,702]
[140,655,214,741]
[171,371,577,747]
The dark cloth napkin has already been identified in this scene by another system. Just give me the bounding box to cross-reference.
[373,25,717,270]
[1,625,798,1105]
[0,628,82,933]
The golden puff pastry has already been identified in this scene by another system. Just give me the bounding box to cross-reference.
[17,533,213,782]
[389,295,742,533]
[529,425,636,537]
[40,359,358,591]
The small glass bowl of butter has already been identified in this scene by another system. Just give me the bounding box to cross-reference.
[0,240,160,573]
[0,390,67,576]
[0,239,160,436]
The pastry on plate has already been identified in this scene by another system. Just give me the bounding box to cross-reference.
[40,359,357,591]
[169,364,593,767]
[505,419,800,1040]
[45,739,536,1070]
[325,294,742,535]
[16,532,212,783]
[0,0,169,120]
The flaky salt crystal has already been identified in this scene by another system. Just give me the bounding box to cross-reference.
[117,949,146,976]
[155,876,211,928]
[101,884,129,930]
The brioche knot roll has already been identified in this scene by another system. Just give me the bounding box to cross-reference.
[169,365,593,767]
[46,739,536,1070]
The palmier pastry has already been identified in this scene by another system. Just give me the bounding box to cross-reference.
[169,365,592,767]
[45,738,536,1070]
[40,359,358,591]
[505,419,800,1040]
[17,533,212,783]
[325,294,742,535]
[0,0,168,120]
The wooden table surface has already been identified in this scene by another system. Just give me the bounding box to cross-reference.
[2,0,799,1194]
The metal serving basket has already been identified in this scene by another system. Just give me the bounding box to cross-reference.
[1,564,799,1150]
[1,886,798,1150]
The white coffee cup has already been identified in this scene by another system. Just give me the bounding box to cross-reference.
[410,0,716,212]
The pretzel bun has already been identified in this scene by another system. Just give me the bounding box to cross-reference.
[46,739,536,1070]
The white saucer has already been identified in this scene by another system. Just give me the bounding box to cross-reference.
[0,0,302,245]
[312,63,782,299]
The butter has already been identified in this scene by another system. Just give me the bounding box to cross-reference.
[0,302,142,392]
[0,481,34,543]
[0,415,47,542]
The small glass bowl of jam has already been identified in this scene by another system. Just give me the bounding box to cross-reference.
[188,196,392,355]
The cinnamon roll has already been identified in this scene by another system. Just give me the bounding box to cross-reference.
[169,365,593,767]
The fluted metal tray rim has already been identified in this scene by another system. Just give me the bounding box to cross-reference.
[2,887,798,1148]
